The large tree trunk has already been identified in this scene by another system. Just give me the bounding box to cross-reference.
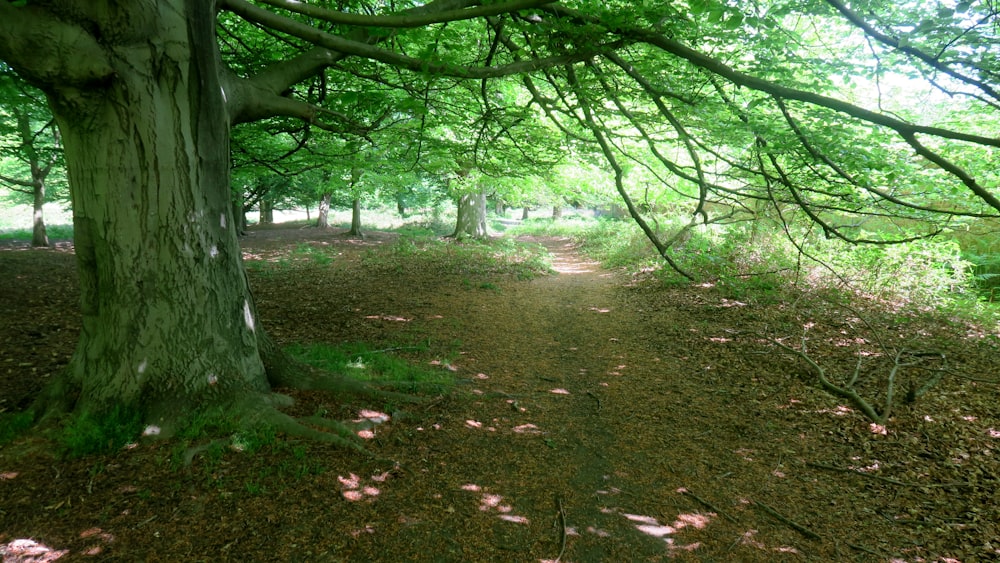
[36,1,269,428]
[452,189,489,240]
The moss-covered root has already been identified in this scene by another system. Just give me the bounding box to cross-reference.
[257,408,372,455]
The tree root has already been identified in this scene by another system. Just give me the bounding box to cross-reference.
[256,408,370,455]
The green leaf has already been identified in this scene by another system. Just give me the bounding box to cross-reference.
[723,12,743,30]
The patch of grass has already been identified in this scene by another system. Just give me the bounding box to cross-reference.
[286,341,454,394]
[0,223,74,242]
[0,410,35,447]
[362,235,552,280]
[58,406,143,458]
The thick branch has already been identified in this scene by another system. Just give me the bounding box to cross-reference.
[256,0,555,29]
[0,4,113,90]
[223,0,616,79]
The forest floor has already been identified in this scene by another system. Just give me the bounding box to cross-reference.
[1,225,999,562]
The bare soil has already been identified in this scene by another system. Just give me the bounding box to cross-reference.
[1,226,999,562]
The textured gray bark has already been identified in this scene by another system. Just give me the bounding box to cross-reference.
[317,192,332,228]
[2,1,270,424]
[452,190,488,239]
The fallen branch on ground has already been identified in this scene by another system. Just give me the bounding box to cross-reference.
[553,496,568,562]
[678,488,738,524]
[807,462,974,489]
[752,500,820,540]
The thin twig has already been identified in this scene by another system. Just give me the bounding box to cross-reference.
[679,488,738,524]
[752,500,821,540]
[807,462,974,488]
[553,496,568,563]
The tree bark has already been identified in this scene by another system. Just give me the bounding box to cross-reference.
[259,197,274,225]
[552,205,563,220]
[17,0,271,428]
[452,189,489,239]
[317,192,332,228]
[348,197,364,238]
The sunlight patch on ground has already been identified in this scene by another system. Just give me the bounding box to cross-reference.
[738,530,802,555]
[364,314,411,322]
[462,484,530,525]
[0,539,68,561]
[619,510,712,551]
[512,423,542,434]
[338,472,383,502]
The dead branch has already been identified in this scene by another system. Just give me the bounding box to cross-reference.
[769,336,883,422]
[679,488,738,524]
[806,462,974,489]
[553,495,568,562]
[752,500,821,540]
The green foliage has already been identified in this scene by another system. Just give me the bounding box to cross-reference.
[58,406,143,458]
[0,409,34,447]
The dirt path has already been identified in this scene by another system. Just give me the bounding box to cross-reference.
[2,230,998,562]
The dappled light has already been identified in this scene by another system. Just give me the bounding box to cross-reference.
[0,539,67,562]
[462,484,530,525]
[620,510,712,551]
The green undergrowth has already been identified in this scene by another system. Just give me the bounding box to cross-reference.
[0,410,35,447]
[0,223,74,242]
[362,235,552,280]
[285,341,455,394]
[57,405,144,459]
[510,214,999,326]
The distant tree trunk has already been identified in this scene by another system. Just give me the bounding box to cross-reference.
[347,168,363,237]
[259,198,274,225]
[348,197,364,238]
[495,200,504,215]
[552,205,563,219]
[232,193,247,236]
[396,193,407,217]
[31,178,49,247]
[316,192,332,229]
[11,109,53,247]
[521,206,530,220]
[452,189,488,239]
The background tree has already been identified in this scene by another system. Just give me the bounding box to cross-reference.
[0,69,64,247]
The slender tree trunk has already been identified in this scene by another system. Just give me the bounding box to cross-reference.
[232,193,247,236]
[348,197,364,238]
[31,182,48,247]
[317,192,332,228]
[347,168,363,237]
[37,1,269,428]
[396,194,407,217]
[13,110,51,247]
[521,206,530,220]
[552,205,563,219]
